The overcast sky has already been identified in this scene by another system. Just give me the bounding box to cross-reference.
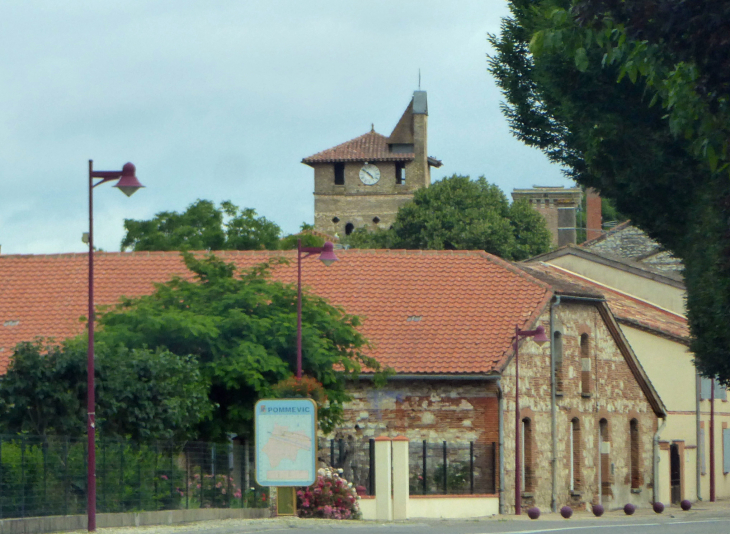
[0,1,572,255]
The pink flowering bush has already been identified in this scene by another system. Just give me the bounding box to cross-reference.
[297,467,361,519]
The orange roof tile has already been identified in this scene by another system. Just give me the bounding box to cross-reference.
[301,131,413,165]
[522,262,689,343]
[0,250,552,376]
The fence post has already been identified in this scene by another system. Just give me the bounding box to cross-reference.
[185,450,189,510]
[242,439,248,508]
[43,438,48,516]
[392,437,409,520]
[199,462,203,508]
[422,440,427,495]
[368,439,375,496]
[119,441,125,512]
[64,437,69,516]
[373,437,392,521]
[211,445,216,507]
[20,436,25,518]
[101,438,106,513]
[338,438,345,467]
[154,442,159,510]
[227,439,233,509]
[330,439,335,467]
[470,441,474,495]
[442,441,447,495]
[0,436,4,519]
[169,443,174,510]
[138,444,143,510]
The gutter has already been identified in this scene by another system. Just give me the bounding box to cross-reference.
[358,374,500,381]
[654,416,667,504]
[549,295,561,513]
[497,378,505,515]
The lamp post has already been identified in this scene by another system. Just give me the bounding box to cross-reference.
[296,239,338,379]
[513,324,549,515]
[87,160,144,531]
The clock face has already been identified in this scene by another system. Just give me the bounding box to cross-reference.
[359,163,381,185]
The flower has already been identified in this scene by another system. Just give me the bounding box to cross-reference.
[160,474,168,480]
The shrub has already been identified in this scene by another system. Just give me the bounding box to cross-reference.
[297,467,360,519]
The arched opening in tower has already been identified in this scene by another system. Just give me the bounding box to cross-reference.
[345,223,355,235]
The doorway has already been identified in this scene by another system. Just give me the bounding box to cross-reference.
[670,443,681,504]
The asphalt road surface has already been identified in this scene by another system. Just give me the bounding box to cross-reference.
[73,510,730,534]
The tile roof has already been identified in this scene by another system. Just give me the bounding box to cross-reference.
[301,131,414,165]
[522,262,689,344]
[0,250,553,376]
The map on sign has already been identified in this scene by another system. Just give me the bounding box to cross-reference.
[255,398,317,487]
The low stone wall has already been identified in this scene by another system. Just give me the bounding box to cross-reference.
[0,507,270,534]
[359,495,498,520]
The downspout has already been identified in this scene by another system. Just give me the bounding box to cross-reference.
[653,416,667,504]
[497,378,505,515]
[549,297,561,512]
[696,369,702,501]
[549,295,561,513]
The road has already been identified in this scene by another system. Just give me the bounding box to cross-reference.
[74,510,730,534]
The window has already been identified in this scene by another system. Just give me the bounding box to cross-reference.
[580,334,591,395]
[334,163,345,185]
[700,377,727,400]
[599,418,610,495]
[554,331,563,393]
[522,418,535,492]
[372,217,380,224]
[724,428,730,474]
[630,419,640,489]
[331,216,340,224]
[345,223,355,236]
[571,418,581,492]
[395,162,406,185]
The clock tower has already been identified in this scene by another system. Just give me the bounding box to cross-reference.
[302,91,442,237]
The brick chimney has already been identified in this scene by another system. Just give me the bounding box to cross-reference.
[586,189,602,241]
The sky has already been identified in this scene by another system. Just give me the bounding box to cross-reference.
[0,1,572,255]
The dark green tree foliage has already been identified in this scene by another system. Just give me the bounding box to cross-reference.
[279,223,326,250]
[0,340,211,442]
[344,175,552,260]
[121,200,282,251]
[95,252,383,440]
[488,1,730,382]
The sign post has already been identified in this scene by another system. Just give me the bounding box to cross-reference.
[255,398,317,515]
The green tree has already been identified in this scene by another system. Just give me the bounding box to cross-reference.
[488,0,730,381]
[121,200,281,251]
[344,175,552,260]
[95,252,385,440]
[0,340,211,442]
[279,223,326,250]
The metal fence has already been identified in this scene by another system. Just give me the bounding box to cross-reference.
[0,435,269,519]
[323,439,497,496]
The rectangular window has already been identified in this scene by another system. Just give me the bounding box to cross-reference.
[724,428,730,474]
[334,163,345,185]
[700,428,706,475]
[569,425,574,492]
[395,162,406,185]
[700,377,727,400]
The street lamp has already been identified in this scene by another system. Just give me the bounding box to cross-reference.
[87,160,144,531]
[513,324,549,515]
[296,239,338,379]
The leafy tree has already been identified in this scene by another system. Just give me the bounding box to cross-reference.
[95,252,385,440]
[0,340,211,442]
[344,175,552,260]
[121,200,281,251]
[279,223,326,250]
[488,1,730,382]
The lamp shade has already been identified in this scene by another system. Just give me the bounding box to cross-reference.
[318,241,338,266]
[114,163,144,197]
[532,325,549,346]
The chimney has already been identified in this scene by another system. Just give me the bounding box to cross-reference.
[586,189,602,241]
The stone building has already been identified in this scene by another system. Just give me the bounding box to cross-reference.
[0,249,665,513]
[511,186,583,247]
[528,236,730,505]
[302,91,442,237]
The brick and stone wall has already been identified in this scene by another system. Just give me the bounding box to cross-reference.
[500,303,658,512]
